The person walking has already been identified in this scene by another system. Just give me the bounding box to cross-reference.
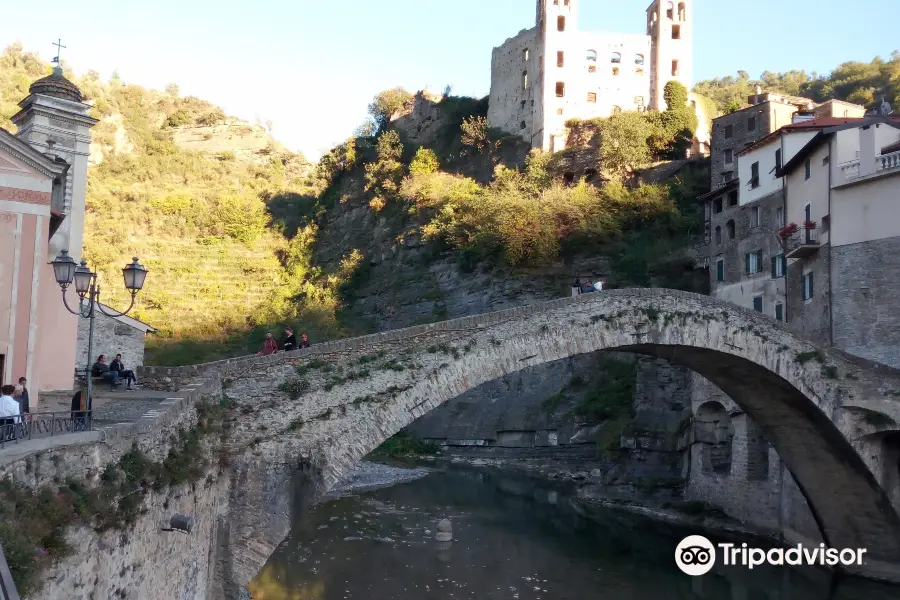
[258,332,279,356]
[110,354,138,390]
[283,327,297,351]
[572,278,582,297]
[15,377,29,414]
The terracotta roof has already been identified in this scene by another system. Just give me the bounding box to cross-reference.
[737,117,869,157]
[29,67,83,103]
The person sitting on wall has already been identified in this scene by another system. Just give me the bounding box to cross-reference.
[92,355,122,389]
[581,280,595,294]
[110,353,137,391]
[258,332,278,356]
[299,333,311,349]
[283,327,297,351]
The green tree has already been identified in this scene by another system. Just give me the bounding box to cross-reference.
[367,88,413,131]
[460,115,492,154]
[597,111,656,179]
[409,147,440,176]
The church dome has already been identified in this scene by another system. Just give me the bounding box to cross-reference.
[29,67,83,103]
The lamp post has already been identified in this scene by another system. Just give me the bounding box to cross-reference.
[51,250,148,416]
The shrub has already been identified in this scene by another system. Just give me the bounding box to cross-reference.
[409,147,440,176]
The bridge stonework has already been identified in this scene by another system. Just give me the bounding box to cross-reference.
[142,288,900,597]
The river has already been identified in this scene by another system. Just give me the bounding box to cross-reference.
[248,462,897,600]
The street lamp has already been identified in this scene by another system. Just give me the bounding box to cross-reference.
[51,251,148,416]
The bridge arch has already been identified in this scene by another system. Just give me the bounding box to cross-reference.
[202,289,900,594]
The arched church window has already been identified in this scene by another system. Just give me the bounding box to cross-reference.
[586,50,597,62]
[666,1,674,19]
[635,54,645,65]
[610,52,621,64]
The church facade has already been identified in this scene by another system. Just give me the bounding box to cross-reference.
[0,67,96,407]
[488,0,696,152]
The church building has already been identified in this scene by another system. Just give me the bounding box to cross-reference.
[0,66,96,408]
[488,0,703,153]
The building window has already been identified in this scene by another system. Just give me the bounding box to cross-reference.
[724,149,733,164]
[775,148,782,171]
[523,71,528,90]
[672,24,681,39]
[803,272,814,301]
[612,67,620,76]
[753,295,763,313]
[524,48,529,61]
[750,205,760,227]
[556,82,565,97]
[557,51,565,67]
[716,258,725,282]
[714,198,723,213]
[587,92,597,103]
[724,171,734,182]
[671,59,679,76]
[587,49,597,62]
[520,121,527,130]
[771,254,785,278]
[666,1,674,19]
[635,54,645,65]
[746,250,762,275]
[611,52,621,64]
[556,108,564,115]
[750,161,760,188]
[726,219,735,239]
[775,302,784,322]
[728,191,738,206]
[678,2,687,20]
[715,226,722,245]
[747,116,756,132]
[521,100,527,109]
[776,206,784,228]
[588,65,597,73]
[724,125,733,138]
[805,158,811,180]
[558,16,566,31]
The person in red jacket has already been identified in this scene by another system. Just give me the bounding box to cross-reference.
[258,332,278,356]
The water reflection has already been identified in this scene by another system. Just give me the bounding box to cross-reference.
[250,465,898,599]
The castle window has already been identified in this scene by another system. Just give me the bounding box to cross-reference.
[520,121,527,130]
[557,16,566,31]
[672,24,681,39]
[727,220,735,239]
[666,1,674,19]
[564,0,570,5]
[635,54,645,65]
[587,92,597,103]
[557,51,565,67]
[612,67,620,76]
[586,50,597,62]
[671,59,679,76]
[678,2,687,20]
[523,71,528,90]
[557,108,564,115]
[611,52,622,64]
[588,65,597,73]
[556,82,565,97]
[635,68,644,76]
[524,48,529,61]
[715,226,722,245]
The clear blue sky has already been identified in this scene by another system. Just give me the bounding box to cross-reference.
[2,0,895,160]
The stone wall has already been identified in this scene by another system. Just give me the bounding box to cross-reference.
[785,244,831,345]
[831,237,900,368]
[76,310,149,370]
[487,28,538,144]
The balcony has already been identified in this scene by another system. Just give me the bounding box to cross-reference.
[783,225,819,259]
[839,149,900,183]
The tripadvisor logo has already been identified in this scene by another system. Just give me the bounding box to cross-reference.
[675,535,867,576]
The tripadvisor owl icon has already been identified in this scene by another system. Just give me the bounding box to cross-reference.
[675,535,716,576]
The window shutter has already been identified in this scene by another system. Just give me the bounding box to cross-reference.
[745,253,750,274]
[809,272,814,297]
[771,256,777,278]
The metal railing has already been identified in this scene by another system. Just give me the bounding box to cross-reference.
[783,226,819,259]
[0,411,94,449]
[0,542,20,600]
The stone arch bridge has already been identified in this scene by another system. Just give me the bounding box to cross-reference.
[142,288,900,596]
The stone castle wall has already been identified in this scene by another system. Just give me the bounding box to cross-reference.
[487,28,538,144]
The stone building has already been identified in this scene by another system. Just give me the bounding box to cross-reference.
[487,0,696,152]
[0,65,96,408]
[75,304,157,370]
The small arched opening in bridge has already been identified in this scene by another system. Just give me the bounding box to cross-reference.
[881,432,900,508]
[694,401,733,475]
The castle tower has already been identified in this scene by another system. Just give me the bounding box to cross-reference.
[647,0,693,110]
[535,0,579,151]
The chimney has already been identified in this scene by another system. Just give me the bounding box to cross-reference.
[755,85,762,95]
[859,124,877,177]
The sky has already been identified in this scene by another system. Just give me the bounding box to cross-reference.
[1,0,896,161]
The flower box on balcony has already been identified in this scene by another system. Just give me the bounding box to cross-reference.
[803,220,817,229]
[779,223,799,239]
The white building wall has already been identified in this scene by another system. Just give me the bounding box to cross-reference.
[785,143,831,247]
[782,130,818,165]
[738,141,781,206]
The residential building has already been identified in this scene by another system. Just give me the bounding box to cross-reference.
[487,0,705,153]
[0,67,96,408]
[779,116,900,366]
